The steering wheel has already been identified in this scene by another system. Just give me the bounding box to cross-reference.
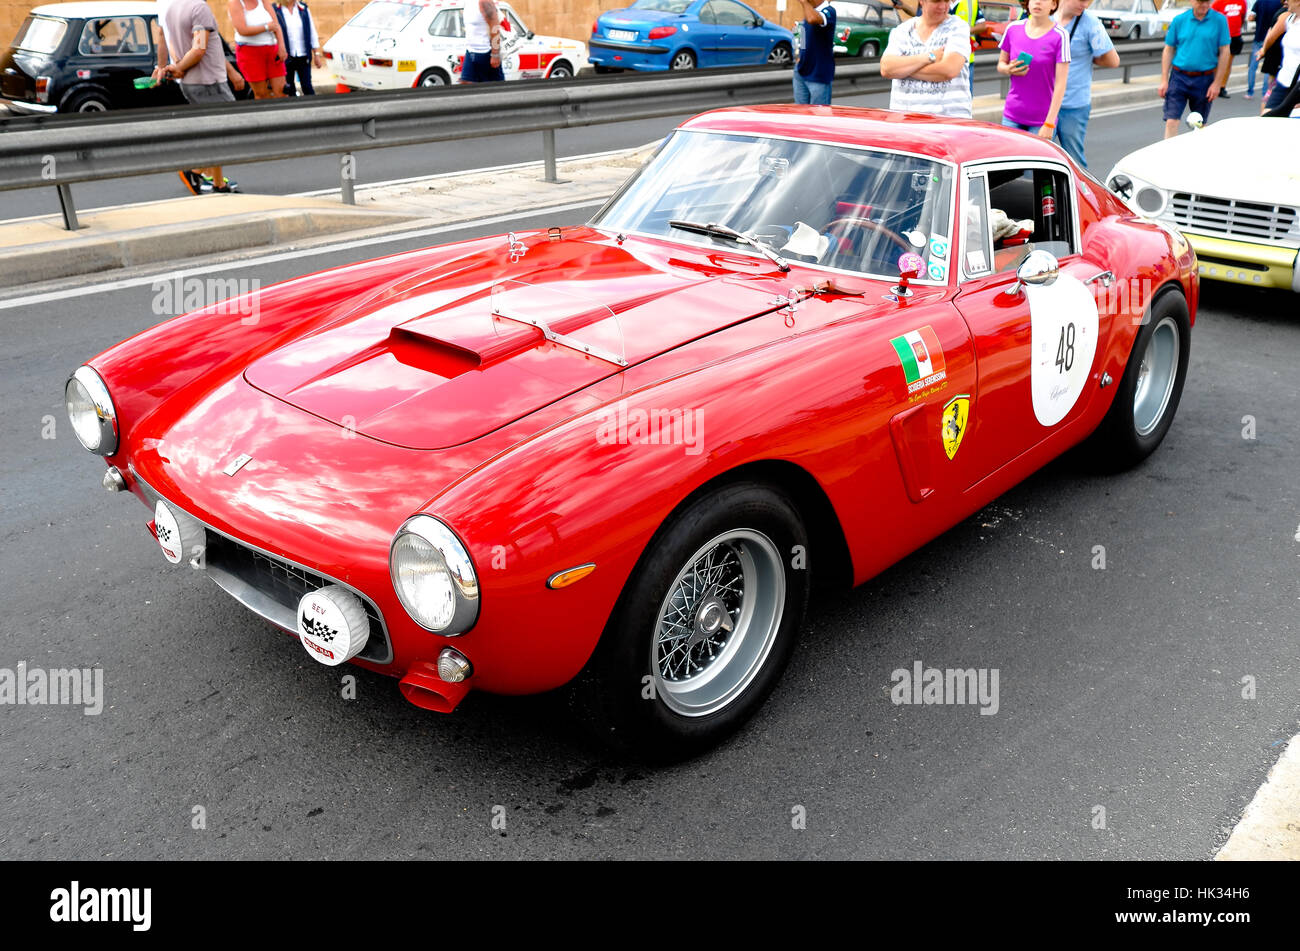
[824,216,912,256]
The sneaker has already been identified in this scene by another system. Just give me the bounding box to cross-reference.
[1245,93,1253,100]
[1219,90,1230,99]
[201,174,240,194]
[197,175,215,195]
[178,169,202,196]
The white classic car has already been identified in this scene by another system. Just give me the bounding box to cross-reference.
[1106,117,1300,291]
[1092,0,1167,40]
[323,0,588,89]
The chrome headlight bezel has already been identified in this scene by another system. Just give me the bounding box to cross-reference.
[64,365,119,456]
[1106,169,1166,218]
[389,515,479,635]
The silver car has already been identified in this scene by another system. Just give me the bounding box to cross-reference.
[1092,0,1168,40]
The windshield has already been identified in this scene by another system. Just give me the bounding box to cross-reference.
[347,1,421,32]
[13,16,68,53]
[632,0,695,12]
[594,131,956,284]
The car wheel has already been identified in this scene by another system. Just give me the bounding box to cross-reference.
[547,60,573,79]
[416,68,450,87]
[570,481,810,760]
[1083,290,1190,471]
[860,40,880,59]
[63,87,110,112]
[767,42,793,67]
[670,48,697,70]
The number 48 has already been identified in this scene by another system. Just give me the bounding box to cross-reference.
[1055,322,1075,374]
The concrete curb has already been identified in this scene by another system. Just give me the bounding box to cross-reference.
[1215,734,1300,860]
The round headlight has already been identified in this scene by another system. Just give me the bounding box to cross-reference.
[1135,186,1166,216]
[390,515,479,634]
[64,366,118,455]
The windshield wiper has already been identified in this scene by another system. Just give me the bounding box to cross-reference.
[668,219,790,272]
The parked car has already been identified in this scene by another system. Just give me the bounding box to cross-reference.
[324,0,588,89]
[67,106,1196,758]
[589,0,793,72]
[832,1,900,58]
[1,1,183,113]
[972,0,1022,51]
[1107,116,1300,291]
[1092,0,1167,40]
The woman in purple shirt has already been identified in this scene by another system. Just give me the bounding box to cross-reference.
[997,0,1071,137]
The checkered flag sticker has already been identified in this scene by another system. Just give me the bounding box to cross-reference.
[300,613,337,643]
[157,524,173,543]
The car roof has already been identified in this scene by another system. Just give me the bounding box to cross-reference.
[680,106,1070,166]
[31,2,160,16]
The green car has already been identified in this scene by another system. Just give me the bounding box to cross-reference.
[832,1,902,59]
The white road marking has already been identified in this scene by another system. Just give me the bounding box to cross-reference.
[1216,734,1300,860]
[0,198,607,311]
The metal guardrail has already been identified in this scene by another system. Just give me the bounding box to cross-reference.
[0,39,1169,230]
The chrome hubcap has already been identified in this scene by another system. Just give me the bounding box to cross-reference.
[1133,315,1179,437]
[672,53,694,69]
[652,529,785,717]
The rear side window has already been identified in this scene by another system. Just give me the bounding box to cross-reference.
[429,9,463,37]
[78,17,151,55]
[963,163,1076,278]
[13,16,68,54]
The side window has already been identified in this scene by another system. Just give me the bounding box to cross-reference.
[700,2,719,25]
[79,16,149,55]
[982,165,1076,273]
[429,9,464,37]
[962,174,993,279]
[715,0,755,26]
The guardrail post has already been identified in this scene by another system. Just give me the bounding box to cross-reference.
[1122,63,1132,84]
[542,129,559,184]
[999,75,1009,99]
[341,152,356,205]
[56,184,79,231]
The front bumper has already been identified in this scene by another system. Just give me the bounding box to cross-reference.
[1182,232,1300,292]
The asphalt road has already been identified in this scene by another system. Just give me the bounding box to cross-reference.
[1,157,1298,857]
[1,60,1177,222]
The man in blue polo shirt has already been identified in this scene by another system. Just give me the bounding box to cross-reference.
[1159,0,1231,138]
[1054,0,1120,168]
[794,0,837,105]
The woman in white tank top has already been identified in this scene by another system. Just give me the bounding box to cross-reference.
[229,0,288,97]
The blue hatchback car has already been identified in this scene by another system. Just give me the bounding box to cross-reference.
[590,0,795,72]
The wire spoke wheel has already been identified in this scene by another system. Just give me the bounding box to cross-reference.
[652,528,785,717]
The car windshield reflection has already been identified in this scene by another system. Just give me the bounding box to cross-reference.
[594,130,956,284]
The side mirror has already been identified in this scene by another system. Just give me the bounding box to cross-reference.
[526,30,535,39]
[1186,111,1204,130]
[1004,249,1059,296]
[754,17,764,27]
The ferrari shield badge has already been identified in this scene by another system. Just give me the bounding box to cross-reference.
[942,395,970,460]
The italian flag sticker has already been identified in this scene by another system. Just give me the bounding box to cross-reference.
[890,325,948,393]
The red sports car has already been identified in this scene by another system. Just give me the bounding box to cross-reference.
[66,107,1196,759]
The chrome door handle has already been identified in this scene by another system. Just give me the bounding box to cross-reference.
[1084,270,1113,288]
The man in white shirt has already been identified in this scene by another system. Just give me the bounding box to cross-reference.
[461,0,504,82]
[273,0,323,95]
[880,0,973,117]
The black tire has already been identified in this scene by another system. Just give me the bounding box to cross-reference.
[416,68,450,87]
[768,42,793,67]
[547,59,574,79]
[860,40,879,59]
[61,86,111,113]
[669,48,697,71]
[1082,289,1190,471]
[569,481,810,761]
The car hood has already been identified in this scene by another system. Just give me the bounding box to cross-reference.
[1109,118,1300,207]
[244,228,794,450]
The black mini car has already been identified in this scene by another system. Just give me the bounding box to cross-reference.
[1,1,247,115]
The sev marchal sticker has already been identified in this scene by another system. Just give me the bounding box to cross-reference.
[942,394,970,460]
[890,325,948,394]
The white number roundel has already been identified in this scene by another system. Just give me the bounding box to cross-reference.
[1026,273,1099,427]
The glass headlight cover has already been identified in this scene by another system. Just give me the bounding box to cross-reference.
[390,515,479,634]
[64,365,118,455]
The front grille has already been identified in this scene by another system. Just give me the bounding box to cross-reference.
[1168,193,1298,243]
[204,534,393,664]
